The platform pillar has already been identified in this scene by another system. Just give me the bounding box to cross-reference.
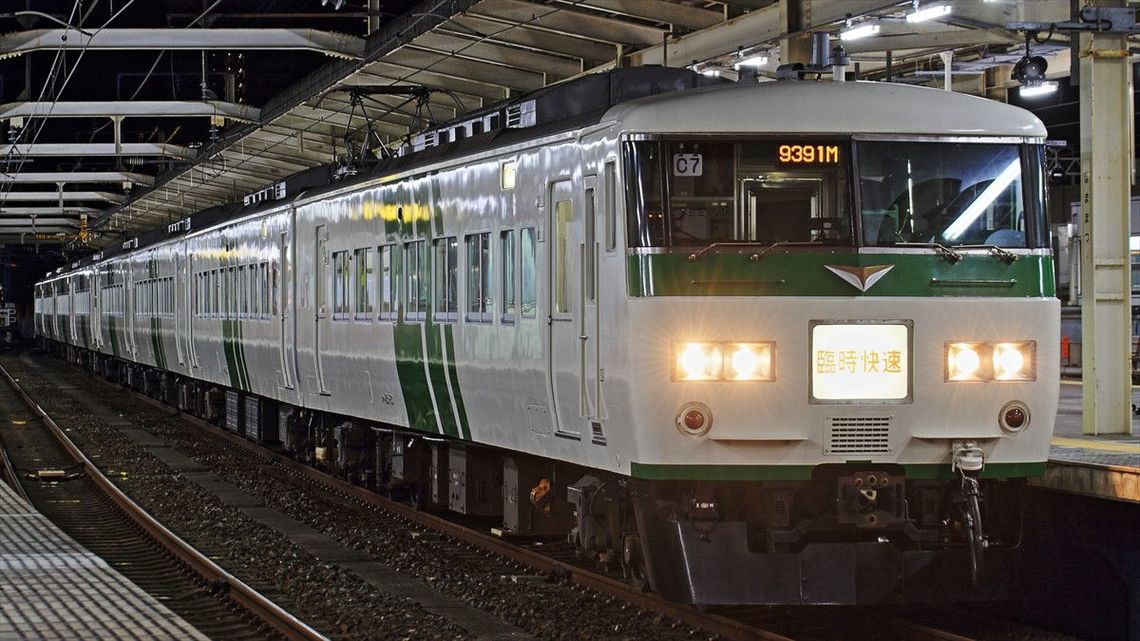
[1077,4,1134,435]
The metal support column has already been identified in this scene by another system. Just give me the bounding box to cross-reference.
[1078,9,1134,435]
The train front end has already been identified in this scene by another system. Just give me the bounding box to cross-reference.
[614,82,1058,605]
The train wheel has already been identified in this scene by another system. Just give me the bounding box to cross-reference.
[622,534,649,592]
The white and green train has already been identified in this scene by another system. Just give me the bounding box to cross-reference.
[35,68,1059,605]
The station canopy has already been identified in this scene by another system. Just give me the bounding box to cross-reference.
[0,0,1077,249]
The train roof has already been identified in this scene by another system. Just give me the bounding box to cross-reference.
[606,80,1048,139]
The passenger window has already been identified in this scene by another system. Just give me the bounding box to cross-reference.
[378,244,398,320]
[521,227,536,319]
[501,230,516,323]
[354,248,374,319]
[554,199,573,315]
[605,161,617,252]
[332,251,350,319]
[405,240,426,321]
[434,237,458,322]
[465,233,492,323]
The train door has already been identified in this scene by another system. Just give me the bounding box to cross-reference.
[548,179,584,437]
[174,252,185,366]
[279,230,294,389]
[124,263,136,355]
[186,252,198,368]
[312,224,330,395]
[582,176,600,431]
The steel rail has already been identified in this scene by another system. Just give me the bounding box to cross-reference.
[0,362,329,641]
[892,619,978,641]
[111,379,795,641]
[0,421,30,502]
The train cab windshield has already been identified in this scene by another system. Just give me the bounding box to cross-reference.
[623,137,1047,251]
[624,138,854,248]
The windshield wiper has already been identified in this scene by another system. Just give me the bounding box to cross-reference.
[953,244,1020,264]
[894,242,963,263]
[687,240,820,262]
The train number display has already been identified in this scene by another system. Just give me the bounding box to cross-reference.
[672,153,703,176]
[777,143,840,165]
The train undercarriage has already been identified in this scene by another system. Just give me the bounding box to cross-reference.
[54,340,1027,606]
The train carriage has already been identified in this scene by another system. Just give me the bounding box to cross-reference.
[35,68,1058,605]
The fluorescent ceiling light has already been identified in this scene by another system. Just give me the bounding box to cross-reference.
[700,69,720,77]
[840,23,880,41]
[734,54,769,69]
[942,159,1022,241]
[1018,81,1058,98]
[907,4,952,23]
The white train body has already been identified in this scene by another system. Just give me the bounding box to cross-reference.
[36,73,1058,604]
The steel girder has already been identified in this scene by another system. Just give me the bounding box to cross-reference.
[0,171,154,186]
[0,29,365,59]
[0,101,261,123]
[0,191,125,203]
[0,143,195,159]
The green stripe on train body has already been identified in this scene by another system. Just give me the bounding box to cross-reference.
[444,326,471,440]
[630,461,1048,481]
[235,318,251,392]
[628,253,1054,298]
[222,319,240,390]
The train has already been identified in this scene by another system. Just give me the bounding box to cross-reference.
[34,67,1059,605]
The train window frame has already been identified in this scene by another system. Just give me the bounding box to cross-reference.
[332,250,351,320]
[404,240,427,322]
[378,244,399,322]
[354,247,374,321]
[500,230,516,324]
[465,232,493,324]
[433,236,458,323]
[520,227,537,319]
[604,161,617,253]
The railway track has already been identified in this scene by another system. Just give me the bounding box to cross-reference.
[0,362,327,641]
[8,349,1058,641]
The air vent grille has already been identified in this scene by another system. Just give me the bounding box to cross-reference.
[826,417,891,454]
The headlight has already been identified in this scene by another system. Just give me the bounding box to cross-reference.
[727,343,774,381]
[674,341,775,382]
[993,341,1035,381]
[676,343,722,381]
[945,340,1036,382]
[946,342,989,381]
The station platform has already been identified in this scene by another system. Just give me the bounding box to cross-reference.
[0,481,210,641]
[1029,381,1140,503]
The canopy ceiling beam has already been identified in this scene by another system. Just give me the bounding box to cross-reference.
[0,143,195,159]
[441,15,617,65]
[408,33,584,78]
[0,101,260,123]
[0,171,154,186]
[470,0,664,47]
[0,29,365,59]
[0,191,125,203]
[557,0,724,31]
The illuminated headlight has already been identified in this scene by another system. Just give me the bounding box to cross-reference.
[676,343,723,381]
[946,342,989,381]
[727,343,774,381]
[945,340,1036,382]
[674,342,775,382]
[993,341,1035,381]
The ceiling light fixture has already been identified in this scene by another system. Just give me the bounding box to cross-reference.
[840,23,880,42]
[906,3,952,23]
[734,54,769,69]
[1019,81,1058,98]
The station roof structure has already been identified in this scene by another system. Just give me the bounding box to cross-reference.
[0,0,1102,251]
